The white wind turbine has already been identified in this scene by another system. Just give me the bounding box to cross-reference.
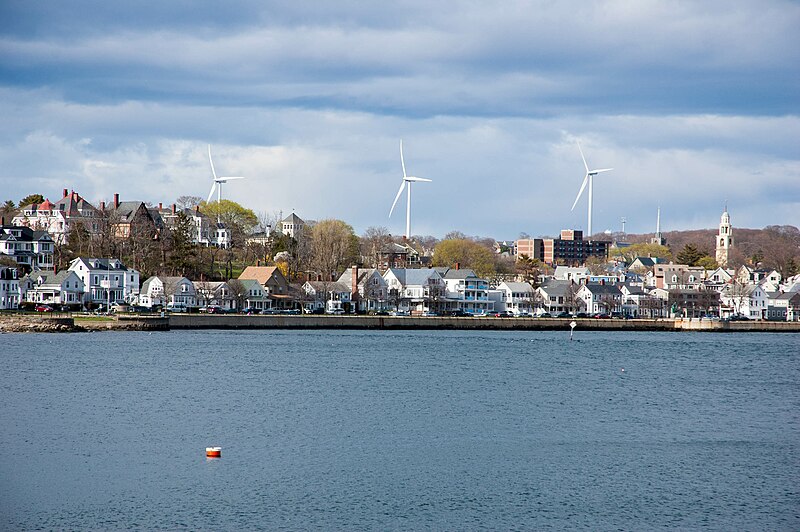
[389,140,432,239]
[206,145,245,217]
[570,141,613,238]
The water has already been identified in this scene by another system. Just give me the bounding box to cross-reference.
[1,330,798,530]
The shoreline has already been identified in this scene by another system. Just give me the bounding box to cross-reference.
[2,314,799,333]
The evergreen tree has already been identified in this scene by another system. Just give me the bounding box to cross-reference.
[676,243,705,266]
[167,212,197,276]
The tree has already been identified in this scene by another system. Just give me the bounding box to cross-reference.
[583,256,607,275]
[167,211,197,276]
[175,196,203,210]
[433,239,496,278]
[610,242,673,264]
[360,226,393,268]
[200,199,258,247]
[676,244,706,266]
[695,256,719,270]
[0,200,16,220]
[516,254,544,286]
[226,278,248,310]
[18,194,44,207]
[310,219,359,280]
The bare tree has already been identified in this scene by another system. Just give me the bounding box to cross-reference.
[176,196,203,210]
[226,278,248,311]
[360,226,393,268]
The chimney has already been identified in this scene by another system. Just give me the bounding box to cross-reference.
[158,202,163,210]
[100,201,106,211]
[171,203,176,214]
[455,262,460,270]
[63,188,68,198]
[195,205,200,214]
[113,193,120,209]
[1,216,4,226]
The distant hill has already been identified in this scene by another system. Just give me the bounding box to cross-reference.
[620,225,800,276]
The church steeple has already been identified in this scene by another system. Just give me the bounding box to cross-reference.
[650,206,666,246]
[716,205,733,266]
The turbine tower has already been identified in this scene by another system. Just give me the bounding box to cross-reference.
[570,141,613,238]
[389,140,431,239]
[206,144,245,217]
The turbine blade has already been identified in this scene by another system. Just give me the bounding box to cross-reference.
[592,168,614,174]
[206,182,217,204]
[389,180,406,217]
[219,176,246,181]
[208,144,218,180]
[405,176,431,182]
[576,141,590,174]
[571,174,589,211]
[400,139,407,178]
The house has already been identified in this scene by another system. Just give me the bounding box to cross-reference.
[238,266,294,309]
[0,266,20,309]
[139,276,196,308]
[336,267,388,312]
[193,281,236,310]
[68,257,140,307]
[619,283,666,318]
[720,282,767,319]
[375,242,424,273]
[12,189,101,244]
[105,194,160,240]
[237,278,270,311]
[536,280,579,315]
[434,267,493,314]
[495,281,535,315]
[302,281,352,312]
[20,270,85,308]
[157,204,230,248]
[383,268,445,313]
[628,256,668,273]
[0,225,55,273]
[576,283,623,314]
[553,266,590,283]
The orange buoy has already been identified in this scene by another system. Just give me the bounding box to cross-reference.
[206,446,221,458]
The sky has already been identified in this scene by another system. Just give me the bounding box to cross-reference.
[1,0,798,241]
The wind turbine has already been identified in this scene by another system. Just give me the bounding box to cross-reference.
[206,144,245,208]
[389,140,431,239]
[570,141,613,238]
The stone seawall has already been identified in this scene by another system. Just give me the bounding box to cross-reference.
[0,314,169,333]
[168,315,800,332]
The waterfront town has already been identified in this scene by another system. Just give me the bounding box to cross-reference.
[1,188,799,322]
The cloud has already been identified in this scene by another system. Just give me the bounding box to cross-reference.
[0,1,797,240]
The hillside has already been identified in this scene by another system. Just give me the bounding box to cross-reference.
[621,225,800,276]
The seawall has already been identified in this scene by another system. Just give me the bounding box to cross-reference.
[168,315,800,332]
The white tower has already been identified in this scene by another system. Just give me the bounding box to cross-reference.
[715,206,733,266]
[651,207,666,246]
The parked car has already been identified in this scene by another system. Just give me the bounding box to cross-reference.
[491,311,513,317]
[240,307,258,315]
[515,311,532,317]
[592,313,611,319]
[421,311,439,317]
[448,310,471,317]
[280,309,301,315]
[35,304,54,312]
[610,312,624,319]
[326,308,346,315]
[374,310,390,316]
[555,311,572,318]
[389,310,410,316]
[536,312,552,318]
[259,308,279,315]
[166,303,188,313]
[575,312,589,318]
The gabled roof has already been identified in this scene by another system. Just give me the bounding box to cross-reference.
[434,267,480,280]
[111,201,148,222]
[499,281,534,292]
[239,266,281,285]
[55,191,98,217]
[385,268,440,286]
[336,267,382,286]
[580,283,622,295]
[538,279,574,297]
[305,281,350,293]
[25,270,77,287]
[70,257,130,271]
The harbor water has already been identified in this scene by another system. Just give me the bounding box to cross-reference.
[1,330,798,529]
